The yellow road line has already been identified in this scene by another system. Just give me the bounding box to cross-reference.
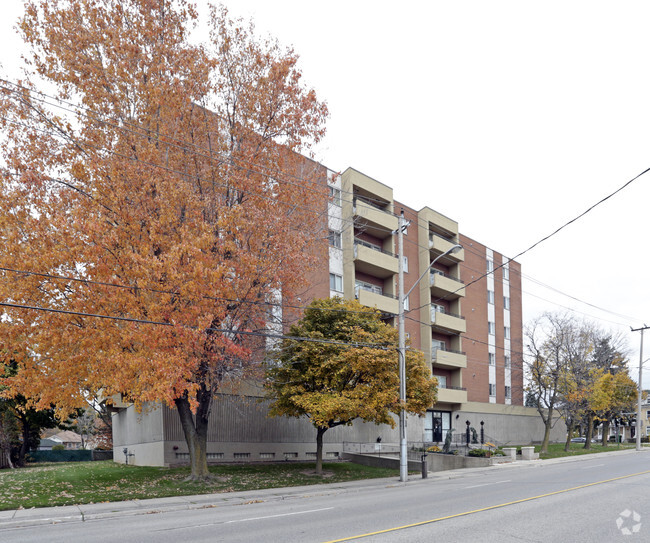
[323,469,650,542]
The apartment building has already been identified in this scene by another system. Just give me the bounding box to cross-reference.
[327,167,544,446]
[112,164,564,466]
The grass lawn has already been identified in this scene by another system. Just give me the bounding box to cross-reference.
[536,441,637,460]
[0,461,399,511]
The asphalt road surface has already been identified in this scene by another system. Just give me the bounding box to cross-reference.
[3,450,649,542]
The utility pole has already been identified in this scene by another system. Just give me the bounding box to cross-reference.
[397,211,409,483]
[395,210,462,483]
[632,325,649,452]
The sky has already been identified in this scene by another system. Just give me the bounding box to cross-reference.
[1,1,649,377]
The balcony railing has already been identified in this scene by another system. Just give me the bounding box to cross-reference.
[354,196,388,212]
[438,384,466,391]
[430,307,464,321]
[430,269,464,283]
[354,238,395,257]
[432,347,465,356]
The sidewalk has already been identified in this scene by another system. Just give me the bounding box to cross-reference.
[1,447,646,530]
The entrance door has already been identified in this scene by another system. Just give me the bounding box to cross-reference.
[425,411,449,443]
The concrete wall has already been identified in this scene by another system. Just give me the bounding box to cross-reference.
[112,402,166,466]
[452,403,566,445]
[111,395,564,467]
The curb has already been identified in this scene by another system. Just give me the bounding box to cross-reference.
[1,447,647,529]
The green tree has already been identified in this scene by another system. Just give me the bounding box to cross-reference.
[266,298,437,475]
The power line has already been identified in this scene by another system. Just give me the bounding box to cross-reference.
[6,80,643,329]
[0,301,395,350]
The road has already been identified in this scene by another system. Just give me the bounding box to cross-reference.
[2,450,649,542]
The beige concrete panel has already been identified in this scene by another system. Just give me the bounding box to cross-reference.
[353,243,399,277]
[431,311,467,334]
[430,273,466,298]
[343,168,393,204]
[437,387,468,404]
[357,288,399,314]
[433,350,467,369]
[354,200,398,237]
[418,207,459,237]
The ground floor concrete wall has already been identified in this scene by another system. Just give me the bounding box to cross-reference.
[110,395,565,467]
[451,402,566,445]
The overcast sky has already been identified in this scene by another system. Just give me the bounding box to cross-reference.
[2,1,649,376]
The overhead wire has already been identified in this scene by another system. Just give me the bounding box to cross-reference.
[0,301,396,351]
[3,78,648,358]
[5,77,643,330]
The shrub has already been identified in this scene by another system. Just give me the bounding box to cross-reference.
[427,445,441,453]
[51,444,65,451]
[468,448,488,457]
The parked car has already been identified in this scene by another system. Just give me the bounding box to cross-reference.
[570,437,598,443]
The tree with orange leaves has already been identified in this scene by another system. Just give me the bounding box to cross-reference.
[0,0,328,479]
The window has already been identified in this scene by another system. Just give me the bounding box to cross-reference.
[489,383,496,396]
[504,296,510,310]
[489,353,495,366]
[329,273,343,292]
[328,185,341,206]
[328,230,341,249]
[404,295,410,311]
[432,303,445,314]
[504,326,511,339]
[402,256,409,273]
[487,260,494,273]
[487,290,494,304]
[505,386,511,399]
[504,355,511,369]
[503,267,510,281]
[436,375,447,388]
[488,321,495,335]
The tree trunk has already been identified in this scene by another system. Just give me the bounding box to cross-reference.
[540,407,553,453]
[4,450,13,469]
[601,420,609,447]
[18,413,30,467]
[174,385,212,481]
[584,413,593,449]
[315,426,327,475]
[564,421,573,452]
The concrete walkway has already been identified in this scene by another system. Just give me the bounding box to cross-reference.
[1,447,646,530]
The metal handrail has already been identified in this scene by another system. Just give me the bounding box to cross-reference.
[354,238,396,258]
[431,307,465,320]
[438,384,466,391]
[432,347,466,356]
[430,269,464,284]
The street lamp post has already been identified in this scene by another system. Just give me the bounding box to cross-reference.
[632,326,648,451]
[397,211,461,482]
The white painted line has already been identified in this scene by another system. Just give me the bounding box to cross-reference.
[581,464,605,469]
[464,480,511,489]
[224,507,335,524]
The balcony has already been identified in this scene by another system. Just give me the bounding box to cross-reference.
[354,241,399,278]
[429,233,464,263]
[436,385,467,405]
[356,287,399,315]
[430,271,465,299]
[353,200,398,239]
[432,348,467,370]
[430,308,466,334]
